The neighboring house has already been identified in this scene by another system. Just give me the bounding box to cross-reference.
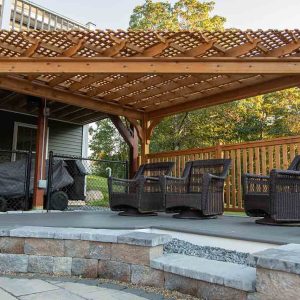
[0,0,96,157]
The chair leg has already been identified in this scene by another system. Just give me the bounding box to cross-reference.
[118,208,157,217]
[173,209,217,220]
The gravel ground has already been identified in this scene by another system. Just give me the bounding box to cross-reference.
[164,238,251,266]
[66,206,110,211]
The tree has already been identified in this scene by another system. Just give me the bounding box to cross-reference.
[89,119,128,178]
[150,88,300,151]
[129,0,226,31]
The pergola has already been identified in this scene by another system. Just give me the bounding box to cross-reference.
[1,29,300,208]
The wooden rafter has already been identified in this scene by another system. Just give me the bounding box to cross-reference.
[68,75,108,92]
[148,75,300,119]
[47,74,74,87]
[87,74,142,97]
[21,40,41,57]
[135,75,253,109]
[0,76,142,119]
[264,40,300,57]
[62,39,85,57]
[110,75,180,103]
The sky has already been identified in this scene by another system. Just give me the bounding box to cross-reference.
[31,0,300,30]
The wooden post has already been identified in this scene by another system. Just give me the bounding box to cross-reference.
[32,98,48,209]
[129,125,138,178]
[216,142,223,158]
[141,119,150,164]
[110,116,139,178]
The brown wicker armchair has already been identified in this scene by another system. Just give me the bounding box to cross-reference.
[108,162,174,216]
[243,155,300,224]
[162,159,231,219]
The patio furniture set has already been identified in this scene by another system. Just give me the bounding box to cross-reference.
[109,156,300,224]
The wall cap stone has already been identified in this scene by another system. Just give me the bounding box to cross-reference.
[117,232,172,246]
[7,226,171,246]
[250,243,300,275]
[151,253,256,292]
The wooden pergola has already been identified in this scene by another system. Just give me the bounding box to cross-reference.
[1,29,300,208]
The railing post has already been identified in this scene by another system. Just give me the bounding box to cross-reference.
[216,142,223,158]
[0,0,12,30]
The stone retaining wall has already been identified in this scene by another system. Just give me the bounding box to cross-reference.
[0,226,299,300]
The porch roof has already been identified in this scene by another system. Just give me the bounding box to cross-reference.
[0,29,300,122]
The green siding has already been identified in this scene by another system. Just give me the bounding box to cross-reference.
[0,110,83,156]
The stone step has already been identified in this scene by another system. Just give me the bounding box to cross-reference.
[151,253,256,292]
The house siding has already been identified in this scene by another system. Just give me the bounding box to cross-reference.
[0,110,83,156]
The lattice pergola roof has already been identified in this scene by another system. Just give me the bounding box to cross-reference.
[0,29,300,123]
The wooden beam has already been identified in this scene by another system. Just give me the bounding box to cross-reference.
[264,40,300,57]
[223,39,262,57]
[110,115,134,145]
[0,76,143,119]
[21,41,41,57]
[99,40,127,57]
[127,118,144,141]
[148,75,300,119]
[1,57,300,74]
[181,40,216,57]
[62,39,85,57]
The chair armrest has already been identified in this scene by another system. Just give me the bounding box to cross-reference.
[109,177,138,184]
[143,176,160,181]
[270,169,300,177]
[207,173,226,180]
[243,173,270,180]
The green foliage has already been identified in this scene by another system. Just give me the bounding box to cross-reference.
[89,119,128,178]
[86,175,109,207]
[150,88,300,151]
[129,0,225,31]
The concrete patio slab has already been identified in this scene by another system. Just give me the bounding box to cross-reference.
[0,276,173,300]
[0,211,299,245]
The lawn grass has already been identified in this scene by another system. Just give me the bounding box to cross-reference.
[86,175,109,207]
[224,211,246,217]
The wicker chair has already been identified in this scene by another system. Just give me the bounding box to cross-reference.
[243,155,300,224]
[162,159,231,219]
[108,162,174,216]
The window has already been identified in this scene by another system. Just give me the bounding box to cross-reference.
[12,122,49,159]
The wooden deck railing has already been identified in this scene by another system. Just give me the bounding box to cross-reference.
[146,135,300,212]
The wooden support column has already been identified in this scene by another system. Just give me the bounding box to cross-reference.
[129,125,139,178]
[110,116,139,178]
[125,116,163,165]
[141,119,150,164]
[32,98,48,209]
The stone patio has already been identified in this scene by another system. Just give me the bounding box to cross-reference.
[0,276,174,300]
